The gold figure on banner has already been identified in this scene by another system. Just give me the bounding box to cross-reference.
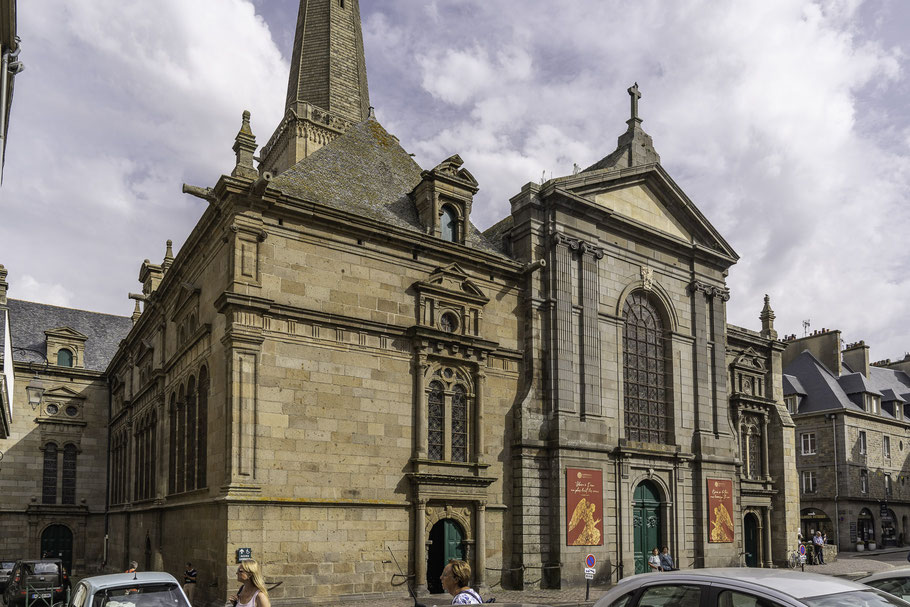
[710,503,734,542]
[568,498,602,545]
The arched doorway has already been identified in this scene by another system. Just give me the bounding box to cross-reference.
[633,481,662,574]
[40,525,73,574]
[858,508,875,544]
[743,513,759,567]
[427,519,465,594]
[800,507,832,540]
[882,509,897,546]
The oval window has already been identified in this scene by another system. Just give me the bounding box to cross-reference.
[65,406,79,417]
[440,312,458,333]
[46,404,59,415]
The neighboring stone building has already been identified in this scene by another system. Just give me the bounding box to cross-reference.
[783,330,910,551]
[1,0,24,181]
[0,267,132,575]
[100,2,800,602]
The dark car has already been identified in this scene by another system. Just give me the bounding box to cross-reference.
[0,560,16,594]
[3,559,66,607]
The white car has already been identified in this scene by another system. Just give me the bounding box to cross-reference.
[68,573,191,607]
[593,568,910,607]
[858,568,910,602]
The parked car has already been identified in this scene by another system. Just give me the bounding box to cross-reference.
[3,559,66,607]
[858,567,910,602]
[67,573,191,607]
[593,568,910,607]
[0,560,17,595]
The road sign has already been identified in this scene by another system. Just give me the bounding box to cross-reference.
[584,567,595,580]
[798,544,806,555]
[585,554,596,568]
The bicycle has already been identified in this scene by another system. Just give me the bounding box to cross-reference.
[787,548,806,571]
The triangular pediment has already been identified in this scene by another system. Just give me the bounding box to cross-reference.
[733,347,767,372]
[553,165,738,261]
[416,263,488,302]
[45,327,88,341]
[44,385,86,400]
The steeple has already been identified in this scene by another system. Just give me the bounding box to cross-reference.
[760,294,778,340]
[259,0,371,176]
[583,82,661,173]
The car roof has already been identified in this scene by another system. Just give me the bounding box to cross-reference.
[858,567,910,583]
[598,568,869,602]
[77,573,180,591]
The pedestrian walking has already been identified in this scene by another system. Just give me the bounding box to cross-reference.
[440,559,482,604]
[813,531,825,565]
[229,560,270,607]
[183,562,197,604]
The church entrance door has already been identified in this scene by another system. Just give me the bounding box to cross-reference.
[743,513,759,567]
[40,525,73,574]
[427,519,465,594]
[632,481,661,574]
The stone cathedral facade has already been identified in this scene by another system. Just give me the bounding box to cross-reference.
[90,0,801,603]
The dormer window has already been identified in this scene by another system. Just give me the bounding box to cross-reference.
[440,206,457,242]
[864,394,880,414]
[785,395,798,415]
[56,349,73,367]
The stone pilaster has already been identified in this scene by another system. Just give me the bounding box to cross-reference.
[580,243,604,418]
[550,234,577,415]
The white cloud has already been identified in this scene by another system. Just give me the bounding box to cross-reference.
[13,276,73,308]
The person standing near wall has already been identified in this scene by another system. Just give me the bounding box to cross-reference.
[183,562,197,604]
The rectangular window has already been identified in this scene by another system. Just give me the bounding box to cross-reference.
[884,436,891,459]
[859,431,867,455]
[785,395,798,415]
[801,432,817,455]
[802,470,817,493]
[885,474,893,497]
[861,469,868,493]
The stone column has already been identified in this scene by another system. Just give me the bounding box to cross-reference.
[763,507,773,567]
[761,415,771,482]
[551,234,577,414]
[415,352,429,459]
[688,283,710,433]
[414,499,427,592]
[476,501,487,586]
[474,368,486,464]
[710,290,731,435]
[580,243,604,418]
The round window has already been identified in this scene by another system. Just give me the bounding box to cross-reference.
[46,404,59,415]
[65,406,78,417]
[443,368,454,379]
[440,312,458,333]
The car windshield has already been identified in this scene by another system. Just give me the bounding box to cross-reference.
[803,589,910,607]
[31,563,60,575]
[1,561,15,569]
[93,584,189,607]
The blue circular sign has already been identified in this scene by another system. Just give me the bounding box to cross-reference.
[585,554,596,568]
[798,545,806,555]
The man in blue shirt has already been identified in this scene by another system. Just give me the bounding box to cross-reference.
[659,547,675,571]
[812,531,826,565]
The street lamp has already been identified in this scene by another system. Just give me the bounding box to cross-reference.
[12,347,50,410]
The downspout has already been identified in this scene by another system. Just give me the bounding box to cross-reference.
[830,413,840,549]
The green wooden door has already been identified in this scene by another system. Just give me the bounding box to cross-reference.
[40,525,73,573]
[633,481,661,574]
[443,520,465,562]
[744,513,759,567]
[427,519,466,593]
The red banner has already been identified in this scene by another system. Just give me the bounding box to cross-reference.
[707,478,734,543]
[566,468,603,546]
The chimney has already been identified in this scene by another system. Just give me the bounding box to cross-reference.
[843,340,871,378]
[782,328,842,376]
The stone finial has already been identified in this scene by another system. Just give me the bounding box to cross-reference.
[760,294,777,340]
[0,264,8,306]
[232,110,258,180]
[162,240,174,273]
[131,299,142,324]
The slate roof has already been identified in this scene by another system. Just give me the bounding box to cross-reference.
[270,118,509,257]
[5,299,133,371]
[783,349,910,417]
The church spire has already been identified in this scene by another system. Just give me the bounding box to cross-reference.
[259,0,371,176]
[583,82,660,173]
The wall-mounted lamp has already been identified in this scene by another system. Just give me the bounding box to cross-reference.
[12,347,50,410]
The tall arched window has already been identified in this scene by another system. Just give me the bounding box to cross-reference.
[185,376,197,491]
[197,367,208,488]
[149,411,157,498]
[62,444,77,504]
[176,385,185,492]
[428,381,445,460]
[56,349,73,367]
[168,394,177,495]
[440,206,457,242]
[451,385,467,462]
[42,444,58,504]
[622,291,671,443]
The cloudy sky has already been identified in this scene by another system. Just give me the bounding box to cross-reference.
[3,0,909,362]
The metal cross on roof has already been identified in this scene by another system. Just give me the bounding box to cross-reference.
[628,82,641,121]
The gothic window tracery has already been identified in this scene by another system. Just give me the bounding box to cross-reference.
[622,291,671,443]
[42,443,58,504]
[425,367,473,462]
[740,413,764,479]
[62,443,77,504]
[167,367,209,495]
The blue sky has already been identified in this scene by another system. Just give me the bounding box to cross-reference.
[2,0,910,361]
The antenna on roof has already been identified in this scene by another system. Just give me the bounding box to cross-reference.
[802,319,811,337]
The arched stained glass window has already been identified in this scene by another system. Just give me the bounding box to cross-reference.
[57,349,73,367]
[440,206,457,242]
[168,395,177,495]
[451,385,468,462]
[622,292,671,443]
[185,377,197,491]
[62,444,77,504]
[428,381,445,460]
[43,444,58,504]
[197,367,208,488]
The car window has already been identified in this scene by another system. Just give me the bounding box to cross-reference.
[93,583,189,607]
[605,592,635,607]
[638,584,702,607]
[717,589,785,607]
[804,588,910,606]
[866,578,910,602]
[33,563,60,575]
[71,584,89,607]
[2,562,16,569]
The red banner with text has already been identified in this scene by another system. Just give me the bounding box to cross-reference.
[707,478,734,543]
[566,468,603,546]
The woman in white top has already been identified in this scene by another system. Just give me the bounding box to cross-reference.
[230,559,271,607]
[648,548,662,572]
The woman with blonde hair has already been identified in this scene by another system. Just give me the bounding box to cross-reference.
[230,559,271,607]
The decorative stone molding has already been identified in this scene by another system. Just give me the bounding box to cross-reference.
[688,280,730,301]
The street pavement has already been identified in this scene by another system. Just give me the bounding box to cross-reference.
[372,547,910,607]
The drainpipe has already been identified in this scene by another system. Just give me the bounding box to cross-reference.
[0,40,25,184]
[829,413,840,549]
